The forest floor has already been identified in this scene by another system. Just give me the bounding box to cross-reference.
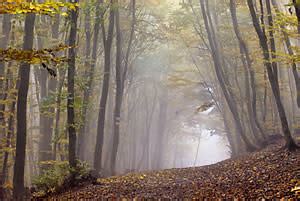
[46,140,300,200]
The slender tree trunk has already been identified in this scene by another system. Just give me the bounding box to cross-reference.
[0,14,11,136]
[137,90,157,170]
[35,1,54,170]
[53,69,66,160]
[78,0,102,160]
[153,94,168,169]
[200,0,257,152]
[0,23,15,200]
[94,0,115,173]
[224,111,238,157]
[262,69,268,122]
[13,12,35,201]
[0,70,12,200]
[111,0,136,175]
[247,0,298,151]
[271,0,300,108]
[266,0,279,90]
[77,6,92,160]
[0,65,14,200]
[37,24,52,170]
[111,0,122,175]
[123,0,136,84]
[44,13,60,158]
[53,19,69,160]
[229,0,267,144]
[67,0,79,168]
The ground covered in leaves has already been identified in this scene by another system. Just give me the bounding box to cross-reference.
[47,142,300,199]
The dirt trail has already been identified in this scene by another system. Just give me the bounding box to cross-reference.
[46,142,300,199]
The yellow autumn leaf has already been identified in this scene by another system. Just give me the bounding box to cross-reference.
[0,1,79,15]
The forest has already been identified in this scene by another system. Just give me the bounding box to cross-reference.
[0,0,299,200]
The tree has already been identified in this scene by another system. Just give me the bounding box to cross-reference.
[67,0,79,169]
[0,14,11,133]
[271,0,300,109]
[0,13,12,200]
[37,12,54,170]
[247,0,299,151]
[199,0,257,151]
[0,1,77,198]
[12,12,35,201]
[229,0,267,145]
[78,0,102,160]
[111,0,136,175]
[94,0,115,173]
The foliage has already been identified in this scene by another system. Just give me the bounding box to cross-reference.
[32,162,69,196]
[285,0,300,7]
[0,44,69,64]
[291,180,300,197]
[0,44,71,77]
[32,161,91,198]
[0,0,78,16]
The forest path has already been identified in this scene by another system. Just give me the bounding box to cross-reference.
[48,141,300,199]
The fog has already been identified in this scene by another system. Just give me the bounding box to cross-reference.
[1,0,299,199]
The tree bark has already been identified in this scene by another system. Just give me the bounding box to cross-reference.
[200,0,257,152]
[67,0,79,168]
[247,0,298,151]
[271,0,300,108]
[53,69,66,160]
[266,0,279,90]
[0,14,11,136]
[13,12,35,201]
[37,18,53,170]
[111,0,122,175]
[229,0,267,144]
[111,0,136,175]
[53,18,69,160]
[94,0,115,173]
[78,0,102,160]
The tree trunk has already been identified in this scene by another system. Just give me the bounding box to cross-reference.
[35,0,55,170]
[78,0,102,160]
[94,0,115,173]
[153,94,168,169]
[200,0,257,152]
[67,0,79,168]
[53,19,69,160]
[247,0,298,151]
[229,0,267,144]
[266,0,279,90]
[77,6,92,160]
[45,13,59,158]
[37,23,52,170]
[53,69,66,160]
[0,69,14,200]
[0,23,15,200]
[111,0,136,175]
[111,0,122,175]
[0,14,11,136]
[271,0,300,108]
[13,12,35,201]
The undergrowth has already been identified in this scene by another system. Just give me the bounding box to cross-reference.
[32,161,94,198]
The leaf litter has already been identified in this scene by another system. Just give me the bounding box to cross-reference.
[47,141,300,199]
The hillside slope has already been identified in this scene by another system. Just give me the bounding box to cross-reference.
[48,142,300,199]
